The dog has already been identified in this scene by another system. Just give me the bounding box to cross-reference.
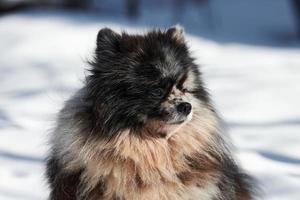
[46,26,254,200]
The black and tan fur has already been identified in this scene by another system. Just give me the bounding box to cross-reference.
[46,26,254,200]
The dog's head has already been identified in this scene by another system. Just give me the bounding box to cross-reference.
[87,26,211,138]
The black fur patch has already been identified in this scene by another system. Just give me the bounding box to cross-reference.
[83,179,106,200]
[46,156,83,200]
[85,28,210,138]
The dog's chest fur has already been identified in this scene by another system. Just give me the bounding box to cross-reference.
[72,121,222,200]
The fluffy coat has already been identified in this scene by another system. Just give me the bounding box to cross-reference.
[46,26,254,200]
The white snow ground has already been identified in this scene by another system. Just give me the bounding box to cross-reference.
[0,1,300,199]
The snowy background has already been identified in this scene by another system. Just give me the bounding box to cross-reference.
[0,0,300,199]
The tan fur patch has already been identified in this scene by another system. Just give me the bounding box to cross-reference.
[59,96,222,200]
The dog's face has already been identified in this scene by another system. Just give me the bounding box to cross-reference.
[87,27,210,137]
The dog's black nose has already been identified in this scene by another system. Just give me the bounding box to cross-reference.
[177,102,192,115]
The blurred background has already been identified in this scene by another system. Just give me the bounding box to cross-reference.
[0,0,299,199]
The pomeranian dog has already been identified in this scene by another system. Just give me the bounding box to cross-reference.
[46,26,254,200]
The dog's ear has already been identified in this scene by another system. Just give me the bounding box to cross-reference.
[166,25,185,42]
[96,28,120,52]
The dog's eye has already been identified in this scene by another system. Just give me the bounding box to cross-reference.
[151,88,164,97]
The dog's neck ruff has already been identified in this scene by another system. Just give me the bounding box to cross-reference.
[64,105,223,200]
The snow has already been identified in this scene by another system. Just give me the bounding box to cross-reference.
[0,1,300,199]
